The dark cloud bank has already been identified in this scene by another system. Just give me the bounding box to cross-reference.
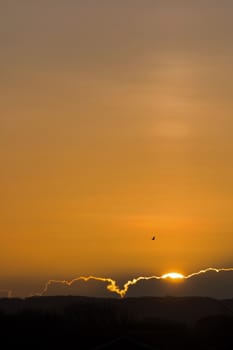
[33,270,233,299]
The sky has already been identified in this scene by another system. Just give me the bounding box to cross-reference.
[1,1,233,297]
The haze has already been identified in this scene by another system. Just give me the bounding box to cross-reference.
[1,1,233,297]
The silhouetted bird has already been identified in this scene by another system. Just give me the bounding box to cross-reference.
[152,236,156,240]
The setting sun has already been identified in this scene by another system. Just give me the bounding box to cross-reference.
[161,273,185,280]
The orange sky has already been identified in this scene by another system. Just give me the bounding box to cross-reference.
[1,1,233,296]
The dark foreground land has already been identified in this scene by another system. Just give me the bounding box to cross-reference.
[1,296,233,349]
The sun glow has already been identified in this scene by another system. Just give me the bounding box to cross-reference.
[21,267,233,299]
[161,272,185,280]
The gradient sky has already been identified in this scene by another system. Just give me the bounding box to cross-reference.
[1,1,233,297]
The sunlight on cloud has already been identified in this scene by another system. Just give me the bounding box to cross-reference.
[29,267,233,299]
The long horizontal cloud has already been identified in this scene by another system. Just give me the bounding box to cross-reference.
[29,267,233,299]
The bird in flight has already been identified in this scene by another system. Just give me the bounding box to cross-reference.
[152,236,156,240]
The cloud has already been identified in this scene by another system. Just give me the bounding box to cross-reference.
[31,268,233,299]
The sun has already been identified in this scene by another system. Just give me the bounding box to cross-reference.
[161,272,185,280]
